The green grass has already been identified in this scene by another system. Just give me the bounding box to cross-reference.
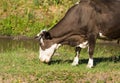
[0,42,120,83]
[0,0,78,37]
[0,1,120,82]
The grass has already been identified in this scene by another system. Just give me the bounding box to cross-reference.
[0,41,120,83]
[0,0,78,36]
[0,1,120,82]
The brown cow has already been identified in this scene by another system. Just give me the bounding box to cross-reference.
[36,0,120,68]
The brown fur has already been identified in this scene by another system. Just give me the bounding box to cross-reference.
[37,0,120,66]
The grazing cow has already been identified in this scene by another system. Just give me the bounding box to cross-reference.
[35,0,120,68]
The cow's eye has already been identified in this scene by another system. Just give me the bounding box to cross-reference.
[42,31,52,40]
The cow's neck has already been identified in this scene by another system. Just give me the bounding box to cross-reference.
[48,4,81,38]
[52,32,74,44]
[48,19,73,38]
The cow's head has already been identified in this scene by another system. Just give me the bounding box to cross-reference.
[35,30,61,63]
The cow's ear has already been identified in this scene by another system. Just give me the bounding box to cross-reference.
[43,31,52,40]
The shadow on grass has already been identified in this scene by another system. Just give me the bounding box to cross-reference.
[49,55,120,66]
[81,55,120,66]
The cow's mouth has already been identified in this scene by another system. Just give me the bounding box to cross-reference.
[39,56,51,63]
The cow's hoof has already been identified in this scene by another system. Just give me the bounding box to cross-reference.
[72,56,79,66]
[87,64,93,68]
[71,62,78,66]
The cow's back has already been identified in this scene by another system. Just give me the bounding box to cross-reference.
[90,0,120,39]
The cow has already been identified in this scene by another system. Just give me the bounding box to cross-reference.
[35,0,120,68]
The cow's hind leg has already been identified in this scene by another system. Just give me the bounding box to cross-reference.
[87,34,96,68]
[72,47,81,66]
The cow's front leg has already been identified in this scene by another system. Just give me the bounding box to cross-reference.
[87,34,96,68]
[72,47,81,66]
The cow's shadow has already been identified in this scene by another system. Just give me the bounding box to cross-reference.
[50,55,120,66]
[81,55,120,66]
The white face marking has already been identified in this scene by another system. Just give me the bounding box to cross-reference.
[78,41,88,48]
[87,58,93,68]
[37,32,40,37]
[40,38,44,45]
[37,30,47,36]
[72,55,79,66]
[37,30,47,45]
[75,1,79,4]
[99,32,106,38]
[39,44,60,63]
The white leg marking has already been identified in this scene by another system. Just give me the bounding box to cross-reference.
[78,41,88,49]
[87,58,93,68]
[72,56,79,66]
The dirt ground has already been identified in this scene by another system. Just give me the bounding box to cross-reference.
[0,71,120,83]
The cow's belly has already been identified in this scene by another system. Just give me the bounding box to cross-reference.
[99,26,120,39]
[62,35,87,47]
[63,40,88,48]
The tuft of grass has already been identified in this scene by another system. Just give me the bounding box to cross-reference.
[0,42,120,82]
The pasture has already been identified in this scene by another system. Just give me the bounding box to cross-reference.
[0,0,120,82]
[0,38,120,83]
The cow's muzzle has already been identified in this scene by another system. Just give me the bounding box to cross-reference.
[39,56,51,63]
